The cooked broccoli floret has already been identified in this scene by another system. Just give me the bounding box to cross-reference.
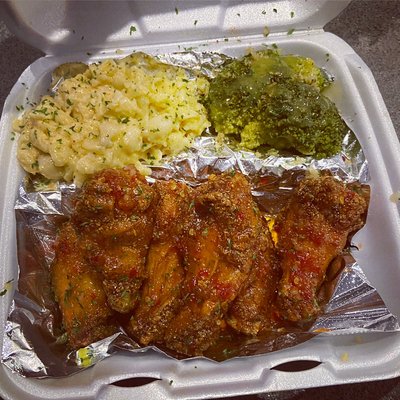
[279,54,330,91]
[206,49,348,158]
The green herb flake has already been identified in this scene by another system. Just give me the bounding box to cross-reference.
[261,10,266,15]
[273,8,277,13]
[0,279,14,297]
[287,28,295,35]
[169,379,174,386]
[120,117,130,124]
[175,7,179,15]
[222,348,232,357]
[31,160,39,170]
[66,98,73,106]
[290,11,295,18]
[194,19,198,26]
[76,347,94,368]
[55,332,68,345]
[129,25,137,35]
[64,285,73,303]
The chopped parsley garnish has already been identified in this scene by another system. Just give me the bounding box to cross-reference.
[222,348,232,357]
[119,117,130,124]
[31,160,39,169]
[0,280,14,297]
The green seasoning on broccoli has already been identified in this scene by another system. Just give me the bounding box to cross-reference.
[205,49,348,159]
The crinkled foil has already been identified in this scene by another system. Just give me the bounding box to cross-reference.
[2,52,399,378]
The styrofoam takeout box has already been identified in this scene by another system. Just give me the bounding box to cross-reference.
[1,1,400,399]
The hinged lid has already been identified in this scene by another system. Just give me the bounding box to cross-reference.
[1,0,350,55]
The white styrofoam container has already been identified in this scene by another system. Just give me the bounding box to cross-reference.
[1,1,400,399]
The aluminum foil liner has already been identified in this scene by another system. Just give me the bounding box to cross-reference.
[2,52,399,378]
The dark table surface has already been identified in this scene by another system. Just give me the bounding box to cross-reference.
[0,1,399,399]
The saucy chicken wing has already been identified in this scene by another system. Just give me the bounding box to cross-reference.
[51,165,369,356]
[164,172,266,355]
[226,230,280,336]
[51,223,118,348]
[275,175,367,321]
[72,166,158,313]
[128,180,193,345]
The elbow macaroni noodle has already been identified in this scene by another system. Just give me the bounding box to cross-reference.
[15,52,210,186]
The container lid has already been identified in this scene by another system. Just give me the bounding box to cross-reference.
[1,0,350,55]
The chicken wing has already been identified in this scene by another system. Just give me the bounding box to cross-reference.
[275,175,368,321]
[128,180,193,345]
[226,228,280,336]
[51,223,118,349]
[164,171,266,356]
[71,166,158,314]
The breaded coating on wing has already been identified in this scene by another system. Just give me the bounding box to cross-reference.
[51,223,118,348]
[72,166,158,314]
[128,180,193,345]
[275,176,367,321]
[165,172,267,355]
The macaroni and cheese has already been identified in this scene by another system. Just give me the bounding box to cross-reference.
[15,52,210,186]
